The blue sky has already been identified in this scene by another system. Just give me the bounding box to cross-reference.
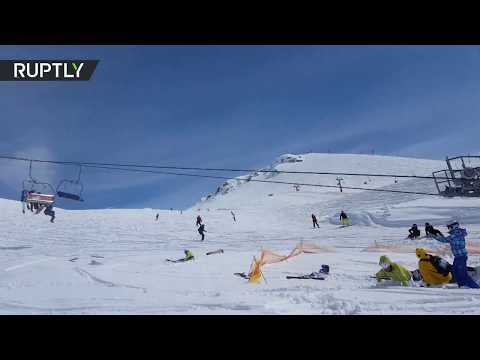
[1,45,480,210]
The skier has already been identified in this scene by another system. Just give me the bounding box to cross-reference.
[198,224,206,241]
[311,214,319,228]
[184,250,194,261]
[167,250,195,263]
[433,221,479,288]
[425,222,442,237]
[339,211,349,226]
[231,211,236,222]
[375,255,412,286]
[408,224,421,239]
[44,204,55,223]
[196,215,202,227]
[155,213,159,221]
[415,248,452,287]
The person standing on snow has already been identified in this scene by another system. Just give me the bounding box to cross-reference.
[312,214,319,228]
[196,215,202,227]
[375,255,412,286]
[433,221,479,288]
[339,211,349,226]
[231,211,236,222]
[198,224,206,241]
[155,213,159,221]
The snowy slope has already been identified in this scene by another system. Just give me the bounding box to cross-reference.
[192,153,443,210]
[1,153,480,314]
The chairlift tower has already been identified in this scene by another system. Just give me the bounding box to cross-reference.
[432,155,480,197]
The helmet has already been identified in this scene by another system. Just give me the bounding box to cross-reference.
[447,221,459,230]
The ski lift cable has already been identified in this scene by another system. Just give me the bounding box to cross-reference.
[0,154,454,180]
[81,164,440,196]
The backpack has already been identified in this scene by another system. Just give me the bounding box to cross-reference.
[429,256,451,277]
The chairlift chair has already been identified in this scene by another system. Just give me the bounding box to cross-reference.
[22,161,56,206]
[56,164,84,201]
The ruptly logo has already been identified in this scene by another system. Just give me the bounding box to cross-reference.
[0,60,99,81]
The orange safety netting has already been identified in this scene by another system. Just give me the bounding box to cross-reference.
[258,241,334,266]
[247,241,333,283]
[364,240,480,257]
[468,241,480,255]
[248,257,263,284]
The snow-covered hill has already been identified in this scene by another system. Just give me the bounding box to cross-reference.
[1,153,480,314]
[192,153,443,210]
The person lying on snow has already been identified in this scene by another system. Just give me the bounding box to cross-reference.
[375,255,413,286]
[408,224,421,239]
[425,223,443,237]
[415,248,452,287]
[433,222,479,289]
[168,250,195,263]
[414,248,478,286]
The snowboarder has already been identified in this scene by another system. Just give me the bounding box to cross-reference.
[339,211,349,226]
[408,224,421,239]
[231,211,236,222]
[44,204,55,223]
[196,215,202,227]
[425,222,442,237]
[375,255,412,286]
[155,213,159,221]
[311,214,319,228]
[198,224,206,241]
[433,221,479,288]
[415,248,452,287]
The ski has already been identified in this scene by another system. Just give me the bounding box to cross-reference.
[206,249,224,256]
[234,272,250,279]
[286,275,325,280]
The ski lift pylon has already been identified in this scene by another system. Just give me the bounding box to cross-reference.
[56,164,84,201]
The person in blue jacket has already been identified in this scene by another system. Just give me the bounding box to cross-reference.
[434,221,479,288]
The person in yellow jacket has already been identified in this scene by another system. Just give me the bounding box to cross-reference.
[375,255,412,286]
[415,248,452,286]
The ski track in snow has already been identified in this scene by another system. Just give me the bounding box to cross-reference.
[1,153,480,314]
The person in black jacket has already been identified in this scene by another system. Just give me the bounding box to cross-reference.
[312,214,319,228]
[44,204,55,223]
[425,222,443,237]
[198,224,206,241]
[408,224,421,239]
